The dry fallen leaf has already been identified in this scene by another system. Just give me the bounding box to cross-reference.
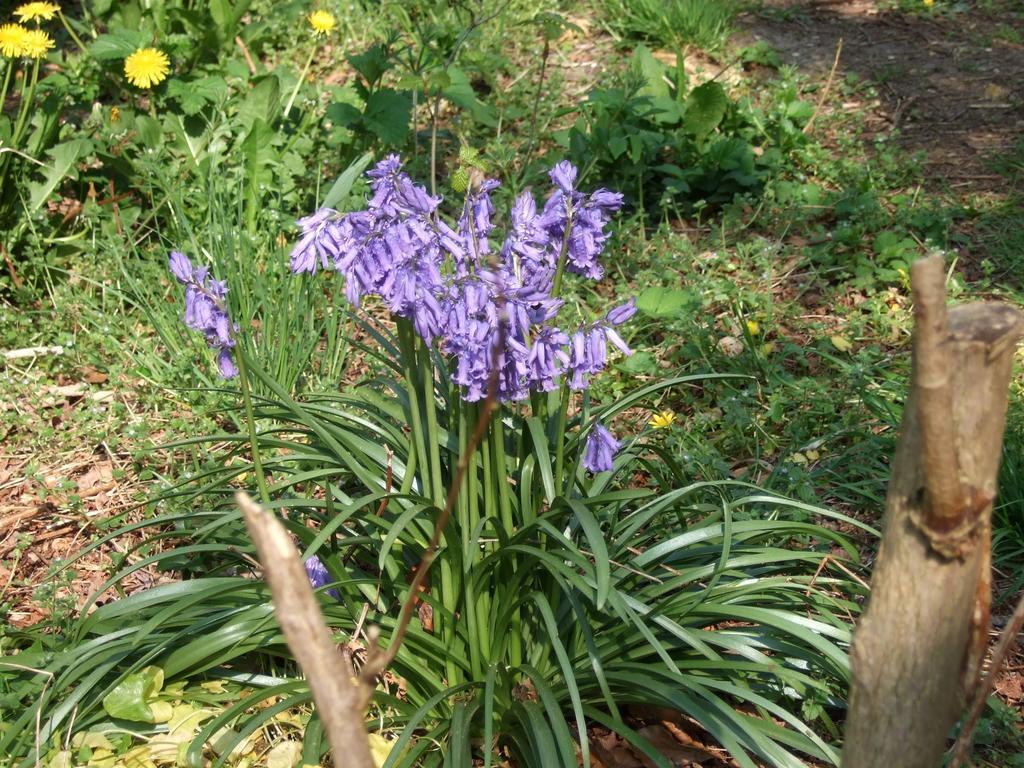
[81,365,109,384]
[266,740,303,768]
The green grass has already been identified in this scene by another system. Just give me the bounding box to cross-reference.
[3,1,1024,765]
[599,0,741,50]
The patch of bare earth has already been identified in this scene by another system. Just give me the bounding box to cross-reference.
[0,375,170,630]
[741,0,1024,189]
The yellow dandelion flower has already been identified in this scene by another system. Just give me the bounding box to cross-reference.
[109,106,120,123]
[648,411,677,429]
[20,28,54,59]
[308,10,337,35]
[13,2,60,23]
[124,47,170,88]
[745,319,760,336]
[0,23,30,58]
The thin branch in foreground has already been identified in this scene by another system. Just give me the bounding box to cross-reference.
[237,492,375,768]
[949,591,1024,767]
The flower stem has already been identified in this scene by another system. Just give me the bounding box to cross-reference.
[0,61,12,117]
[283,46,317,119]
[234,350,271,505]
[0,62,13,186]
[397,321,431,497]
[58,11,90,55]
[419,343,445,505]
[10,59,39,151]
[553,383,570,496]
[493,415,513,534]
[549,203,575,298]
[522,36,550,171]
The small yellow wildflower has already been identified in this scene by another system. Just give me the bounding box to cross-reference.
[0,23,30,58]
[308,10,337,35]
[923,0,934,6]
[109,106,120,123]
[648,411,677,429]
[13,2,61,23]
[20,28,54,59]
[124,47,170,88]
[745,320,760,336]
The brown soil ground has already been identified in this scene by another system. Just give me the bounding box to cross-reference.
[741,0,1024,189]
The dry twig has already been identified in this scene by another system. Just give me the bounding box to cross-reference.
[803,38,843,135]
[949,591,1024,767]
[237,492,375,768]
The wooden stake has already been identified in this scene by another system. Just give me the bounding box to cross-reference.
[843,256,1023,768]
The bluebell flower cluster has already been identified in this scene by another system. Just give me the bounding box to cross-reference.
[583,423,621,474]
[289,155,635,406]
[168,250,239,378]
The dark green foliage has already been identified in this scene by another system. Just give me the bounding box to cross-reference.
[562,46,812,219]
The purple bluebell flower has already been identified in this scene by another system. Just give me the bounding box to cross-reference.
[169,250,193,283]
[550,161,577,194]
[459,178,501,266]
[290,208,339,275]
[603,299,636,356]
[305,554,340,600]
[499,191,553,286]
[527,326,570,392]
[584,423,620,473]
[536,162,624,282]
[605,299,637,326]
[217,348,239,378]
[169,251,238,379]
[287,155,635,404]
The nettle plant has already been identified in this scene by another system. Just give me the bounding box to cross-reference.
[6,159,868,768]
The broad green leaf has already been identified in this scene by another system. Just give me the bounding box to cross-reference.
[362,89,412,145]
[134,115,163,149]
[636,286,694,318]
[236,74,280,129]
[325,100,363,127]
[210,0,252,36]
[243,118,276,189]
[88,31,148,60]
[101,666,164,723]
[166,76,228,116]
[631,44,670,101]
[442,68,498,127]
[28,138,92,212]
[684,80,728,137]
[349,44,392,86]
[322,152,373,209]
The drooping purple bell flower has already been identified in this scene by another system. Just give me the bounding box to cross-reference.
[169,251,239,379]
[287,155,635,403]
[583,423,621,474]
[305,554,340,600]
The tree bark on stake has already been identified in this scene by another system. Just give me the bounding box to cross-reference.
[237,492,375,768]
[844,255,1023,768]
